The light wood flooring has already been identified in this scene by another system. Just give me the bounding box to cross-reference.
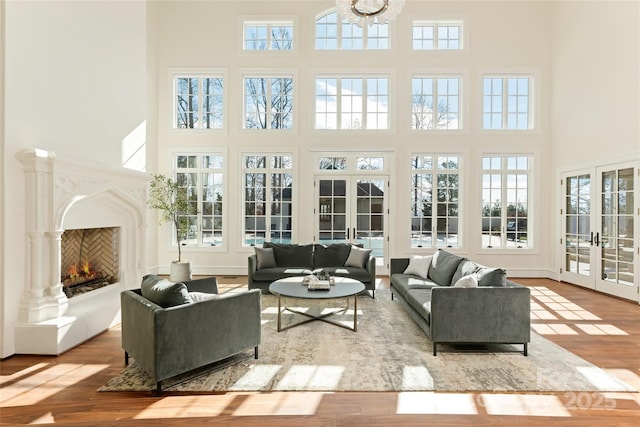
[1,277,639,426]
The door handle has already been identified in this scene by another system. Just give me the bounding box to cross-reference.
[353,227,356,241]
[594,232,600,247]
[347,228,350,240]
[589,232,594,245]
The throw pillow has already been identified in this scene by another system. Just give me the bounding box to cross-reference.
[188,292,219,302]
[141,274,193,307]
[314,244,351,268]
[265,243,314,267]
[344,245,372,268]
[453,274,478,288]
[428,250,466,286]
[255,247,277,269]
[476,267,507,287]
[402,255,432,279]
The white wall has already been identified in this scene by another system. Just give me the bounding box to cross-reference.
[551,0,640,168]
[2,0,147,357]
[152,0,555,276]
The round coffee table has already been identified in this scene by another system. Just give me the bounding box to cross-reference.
[269,276,365,332]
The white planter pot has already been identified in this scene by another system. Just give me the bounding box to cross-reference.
[170,261,192,282]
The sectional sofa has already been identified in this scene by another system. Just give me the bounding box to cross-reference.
[390,250,531,356]
[248,242,376,297]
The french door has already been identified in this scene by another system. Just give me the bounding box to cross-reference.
[561,163,639,302]
[315,176,388,274]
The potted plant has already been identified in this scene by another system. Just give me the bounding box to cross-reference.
[147,174,198,282]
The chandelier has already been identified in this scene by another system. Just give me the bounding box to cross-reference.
[336,0,406,27]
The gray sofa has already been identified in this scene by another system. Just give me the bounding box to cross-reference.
[121,275,262,394]
[390,250,531,356]
[248,242,376,297]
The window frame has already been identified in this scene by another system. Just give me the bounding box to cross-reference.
[170,69,227,132]
[412,20,464,51]
[315,9,390,51]
[411,74,463,131]
[241,71,296,131]
[241,151,296,248]
[240,18,296,53]
[481,72,538,131]
[171,151,227,251]
[409,153,463,250]
[313,73,392,131]
[481,154,533,250]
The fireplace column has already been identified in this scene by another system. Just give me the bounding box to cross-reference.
[46,230,69,314]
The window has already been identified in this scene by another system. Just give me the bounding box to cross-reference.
[243,21,293,51]
[243,154,293,246]
[316,11,389,50]
[482,155,530,248]
[174,75,224,129]
[244,75,294,130]
[174,154,224,247]
[483,76,533,130]
[413,22,463,50]
[412,76,461,130]
[315,76,389,129]
[410,155,460,248]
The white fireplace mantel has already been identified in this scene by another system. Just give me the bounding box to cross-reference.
[15,148,149,354]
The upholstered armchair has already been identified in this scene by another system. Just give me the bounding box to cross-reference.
[121,275,262,394]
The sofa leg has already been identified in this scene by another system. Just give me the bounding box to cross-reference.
[254,346,259,359]
[433,343,437,356]
[155,381,162,396]
[124,351,129,365]
[523,343,528,356]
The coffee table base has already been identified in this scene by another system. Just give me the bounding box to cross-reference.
[276,294,358,332]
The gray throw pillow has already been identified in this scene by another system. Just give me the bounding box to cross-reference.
[255,247,277,269]
[313,244,351,268]
[476,267,507,287]
[403,255,432,279]
[427,250,466,286]
[265,243,314,267]
[453,274,478,288]
[344,246,372,268]
[141,274,193,307]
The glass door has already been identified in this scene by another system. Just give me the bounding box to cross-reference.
[560,163,638,302]
[316,176,388,274]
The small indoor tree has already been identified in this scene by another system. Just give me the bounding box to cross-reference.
[147,174,198,278]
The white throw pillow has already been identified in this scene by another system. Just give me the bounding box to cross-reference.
[188,292,219,302]
[403,255,432,279]
[453,274,479,288]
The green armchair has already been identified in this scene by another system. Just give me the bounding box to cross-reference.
[121,275,262,394]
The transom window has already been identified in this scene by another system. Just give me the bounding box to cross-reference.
[244,75,294,130]
[412,76,461,130]
[483,76,533,130]
[174,153,224,247]
[315,76,389,130]
[243,21,293,51]
[316,11,389,50]
[173,75,224,129]
[410,155,461,248]
[413,22,463,50]
[243,154,294,246]
[482,155,531,248]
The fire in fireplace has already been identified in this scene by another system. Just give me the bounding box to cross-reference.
[61,227,120,298]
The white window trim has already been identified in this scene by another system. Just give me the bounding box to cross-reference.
[409,70,467,132]
[238,16,298,54]
[478,69,541,133]
[169,68,228,134]
[313,8,393,51]
[411,19,465,51]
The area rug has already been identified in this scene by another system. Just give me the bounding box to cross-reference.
[100,289,636,393]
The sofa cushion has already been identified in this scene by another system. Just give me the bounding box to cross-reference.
[321,266,371,283]
[255,247,277,269]
[404,288,433,325]
[264,243,313,268]
[390,274,438,299]
[451,259,482,284]
[141,274,193,307]
[403,255,432,279]
[314,243,351,268]
[453,274,479,288]
[476,267,507,287]
[428,250,466,286]
[344,246,372,268]
[253,267,313,282]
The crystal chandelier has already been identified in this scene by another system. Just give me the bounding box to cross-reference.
[336,0,406,27]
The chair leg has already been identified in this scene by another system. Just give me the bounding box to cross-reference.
[254,346,259,359]
[124,351,129,365]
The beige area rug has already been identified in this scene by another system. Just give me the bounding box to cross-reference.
[100,290,636,393]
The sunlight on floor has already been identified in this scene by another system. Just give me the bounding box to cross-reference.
[480,394,571,416]
[396,392,478,415]
[0,363,109,407]
[275,365,345,391]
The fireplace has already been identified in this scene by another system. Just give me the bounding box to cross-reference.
[61,227,121,298]
[15,148,149,355]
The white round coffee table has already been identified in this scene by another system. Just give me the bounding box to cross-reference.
[269,276,365,332]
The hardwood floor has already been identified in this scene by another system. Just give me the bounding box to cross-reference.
[1,277,639,426]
